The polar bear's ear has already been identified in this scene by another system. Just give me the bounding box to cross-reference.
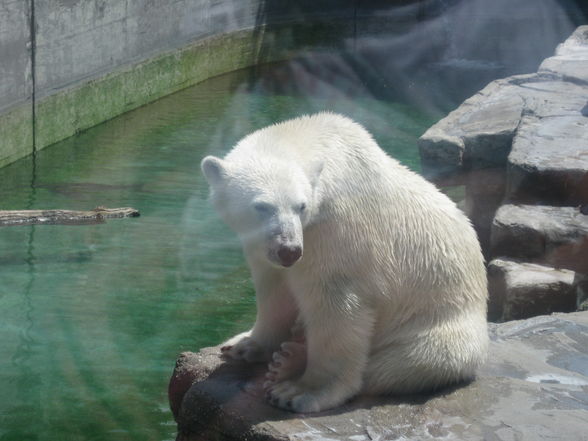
[201,156,227,186]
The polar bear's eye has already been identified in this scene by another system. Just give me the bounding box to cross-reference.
[253,202,275,215]
[297,203,307,213]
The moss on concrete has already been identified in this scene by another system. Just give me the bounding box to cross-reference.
[0,103,33,169]
[2,20,356,168]
[32,23,355,155]
[34,30,257,151]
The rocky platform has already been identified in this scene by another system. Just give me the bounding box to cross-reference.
[419,26,588,318]
[169,312,588,441]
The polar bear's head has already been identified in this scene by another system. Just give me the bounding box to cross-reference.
[201,155,321,268]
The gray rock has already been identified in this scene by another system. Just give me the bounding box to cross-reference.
[418,79,524,177]
[491,204,588,273]
[420,73,588,204]
[539,26,588,85]
[419,26,588,206]
[487,258,576,322]
[505,80,588,206]
[169,312,588,441]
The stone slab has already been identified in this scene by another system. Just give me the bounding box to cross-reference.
[506,112,588,206]
[491,204,588,273]
[504,77,588,206]
[418,79,524,177]
[419,25,588,198]
[169,312,588,441]
[487,258,576,322]
[539,25,588,85]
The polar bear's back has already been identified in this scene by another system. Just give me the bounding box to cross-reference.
[229,112,386,167]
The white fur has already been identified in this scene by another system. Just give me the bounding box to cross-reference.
[201,112,488,412]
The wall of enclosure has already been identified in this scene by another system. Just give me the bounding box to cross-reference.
[0,0,358,168]
[0,0,586,169]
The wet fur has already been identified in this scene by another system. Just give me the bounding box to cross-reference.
[201,113,488,412]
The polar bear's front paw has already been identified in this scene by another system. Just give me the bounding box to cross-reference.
[265,380,323,413]
[220,336,268,362]
[263,341,306,390]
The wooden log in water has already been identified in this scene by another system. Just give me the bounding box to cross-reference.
[0,207,140,226]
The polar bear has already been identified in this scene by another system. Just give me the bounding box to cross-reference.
[200,112,488,413]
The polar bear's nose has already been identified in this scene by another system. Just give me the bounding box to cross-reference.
[277,246,302,267]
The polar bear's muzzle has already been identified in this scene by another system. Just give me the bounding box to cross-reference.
[267,215,303,268]
[276,245,302,267]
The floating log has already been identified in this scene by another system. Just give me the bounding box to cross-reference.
[0,207,140,227]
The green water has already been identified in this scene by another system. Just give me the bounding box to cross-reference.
[0,63,439,440]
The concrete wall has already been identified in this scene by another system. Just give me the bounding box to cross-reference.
[33,0,267,100]
[0,1,33,168]
[0,0,362,169]
[32,0,273,152]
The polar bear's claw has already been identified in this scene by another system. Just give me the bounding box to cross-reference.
[221,336,268,362]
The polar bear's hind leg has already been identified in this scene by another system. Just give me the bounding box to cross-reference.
[363,313,487,395]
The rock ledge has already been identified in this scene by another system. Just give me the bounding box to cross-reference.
[169,312,588,441]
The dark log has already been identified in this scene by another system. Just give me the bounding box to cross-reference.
[0,207,140,226]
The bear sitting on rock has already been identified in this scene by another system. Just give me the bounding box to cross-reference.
[201,112,488,413]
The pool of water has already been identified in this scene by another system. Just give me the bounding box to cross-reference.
[0,59,441,440]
